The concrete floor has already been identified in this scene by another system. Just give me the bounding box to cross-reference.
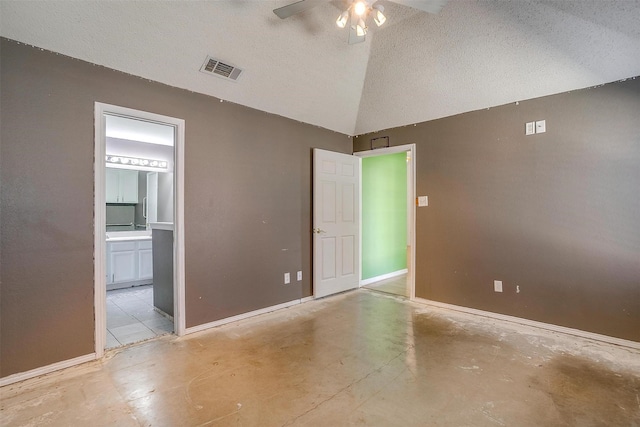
[364,274,409,297]
[2,290,639,426]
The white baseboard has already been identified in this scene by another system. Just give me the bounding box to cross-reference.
[2,297,320,387]
[360,269,408,286]
[184,297,313,335]
[6,295,635,387]
[414,298,640,350]
[0,353,96,388]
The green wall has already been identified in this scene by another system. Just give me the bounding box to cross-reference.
[362,152,407,280]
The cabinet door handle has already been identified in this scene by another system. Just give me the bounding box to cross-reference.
[143,197,147,219]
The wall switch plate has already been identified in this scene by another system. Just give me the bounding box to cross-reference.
[284,273,290,284]
[418,196,428,207]
[535,120,546,133]
[494,280,503,292]
[297,271,302,281]
[525,122,535,135]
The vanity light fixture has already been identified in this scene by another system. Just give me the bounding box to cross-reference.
[106,155,168,169]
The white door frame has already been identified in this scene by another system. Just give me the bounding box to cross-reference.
[354,143,417,300]
[94,103,186,358]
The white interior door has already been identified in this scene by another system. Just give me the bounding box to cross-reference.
[313,149,360,298]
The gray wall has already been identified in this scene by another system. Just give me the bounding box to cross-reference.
[0,38,350,377]
[355,78,640,342]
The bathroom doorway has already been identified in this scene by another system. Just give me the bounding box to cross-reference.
[94,103,185,357]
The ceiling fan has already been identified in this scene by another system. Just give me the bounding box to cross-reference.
[273,0,447,44]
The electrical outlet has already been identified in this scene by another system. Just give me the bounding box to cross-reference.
[297,271,302,281]
[494,280,503,292]
[284,273,290,284]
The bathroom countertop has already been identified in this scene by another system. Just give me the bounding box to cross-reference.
[106,235,152,242]
[149,222,174,231]
[106,231,152,242]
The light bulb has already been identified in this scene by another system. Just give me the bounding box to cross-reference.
[354,1,366,16]
[150,160,159,167]
[336,10,348,28]
[159,161,168,168]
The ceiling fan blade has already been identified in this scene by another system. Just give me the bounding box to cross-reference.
[348,11,366,45]
[273,0,330,19]
[388,0,448,14]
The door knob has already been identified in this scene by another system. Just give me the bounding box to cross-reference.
[312,228,326,234]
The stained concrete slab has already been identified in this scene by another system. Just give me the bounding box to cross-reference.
[2,290,639,426]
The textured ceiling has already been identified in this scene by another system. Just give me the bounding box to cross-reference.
[1,1,639,135]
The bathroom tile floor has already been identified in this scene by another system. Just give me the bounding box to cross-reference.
[106,285,173,349]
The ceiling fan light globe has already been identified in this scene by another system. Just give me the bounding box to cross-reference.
[373,5,386,26]
[336,10,349,28]
[356,18,367,36]
[354,1,367,16]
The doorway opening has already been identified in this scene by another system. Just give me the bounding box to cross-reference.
[355,144,416,299]
[94,103,185,357]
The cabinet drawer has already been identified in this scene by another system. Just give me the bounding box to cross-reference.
[109,241,137,252]
[138,240,152,250]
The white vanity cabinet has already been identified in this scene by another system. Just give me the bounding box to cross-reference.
[137,240,154,280]
[106,238,153,290]
[106,168,139,203]
[108,241,137,284]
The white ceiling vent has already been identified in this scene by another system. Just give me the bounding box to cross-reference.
[199,56,243,81]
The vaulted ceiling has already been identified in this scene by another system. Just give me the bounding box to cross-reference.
[2,1,639,135]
